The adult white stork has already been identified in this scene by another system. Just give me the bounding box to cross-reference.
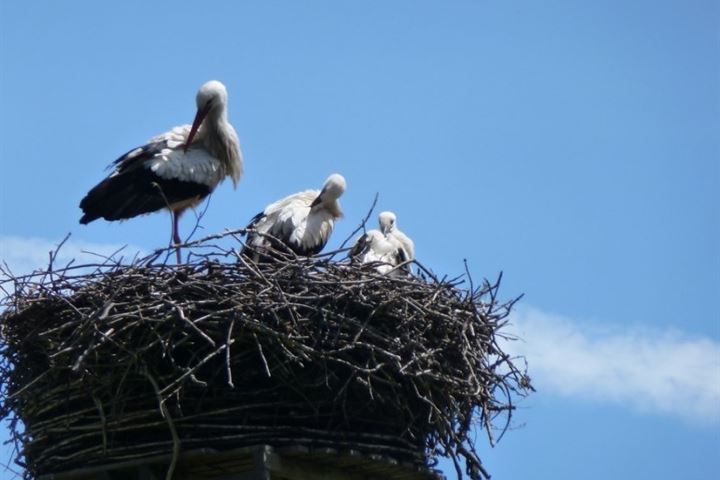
[79,80,243,262]
[242,174,346,260]
[350,211,415,274]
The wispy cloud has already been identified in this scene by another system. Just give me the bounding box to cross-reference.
[504,308,720,425]
[0,234,145,277]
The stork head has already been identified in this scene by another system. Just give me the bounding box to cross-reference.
[378,211,397,235]
[311,173,346,208]
[196,80,228,113]
[184,80,229,151]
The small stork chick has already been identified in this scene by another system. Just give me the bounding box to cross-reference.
[350,211,414,274]
[349,230,403,274]
[379,211,415,267]
[242,174,346,260]
[79,80,243,263]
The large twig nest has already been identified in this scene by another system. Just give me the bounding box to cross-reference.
[0,231,531,480]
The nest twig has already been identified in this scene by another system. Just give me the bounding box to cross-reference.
[0,230,531,480]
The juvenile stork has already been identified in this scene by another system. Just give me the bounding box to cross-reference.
[242,174,346,261]
[79,80,243,262]
[350,211,415,274]
[379,211,415,264]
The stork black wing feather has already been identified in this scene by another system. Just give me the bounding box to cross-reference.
[244,210,266,230]
[79,167,210,224]
[396,247,412,274]
[109,140,168,172]
[348,233,369,260]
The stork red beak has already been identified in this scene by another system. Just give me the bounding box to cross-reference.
[310,192,324,208]
[183,105,211,152]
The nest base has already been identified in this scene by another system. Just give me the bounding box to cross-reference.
[40,444,441,480]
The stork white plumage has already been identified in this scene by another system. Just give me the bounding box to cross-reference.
[349,230,402,274]
[242,174,346,260]
[350,211,415,274]
[79,80,243,263]
[378,211,415,264]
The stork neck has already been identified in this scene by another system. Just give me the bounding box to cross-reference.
[199,114,228,148]
[326,200,343,219]
[198,110,242,187]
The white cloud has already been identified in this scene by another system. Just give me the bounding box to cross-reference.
[0,234,145,278]
[504,308,720,425]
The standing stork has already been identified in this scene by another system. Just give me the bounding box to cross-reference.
[350,211,415,274]
[242,174,346,261]
[79,80,243,263]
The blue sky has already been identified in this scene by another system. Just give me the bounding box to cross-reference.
[1,1,718,479]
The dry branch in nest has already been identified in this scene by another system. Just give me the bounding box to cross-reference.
[0,230,531,480]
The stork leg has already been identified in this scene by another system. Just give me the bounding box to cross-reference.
[172,210,183,264]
